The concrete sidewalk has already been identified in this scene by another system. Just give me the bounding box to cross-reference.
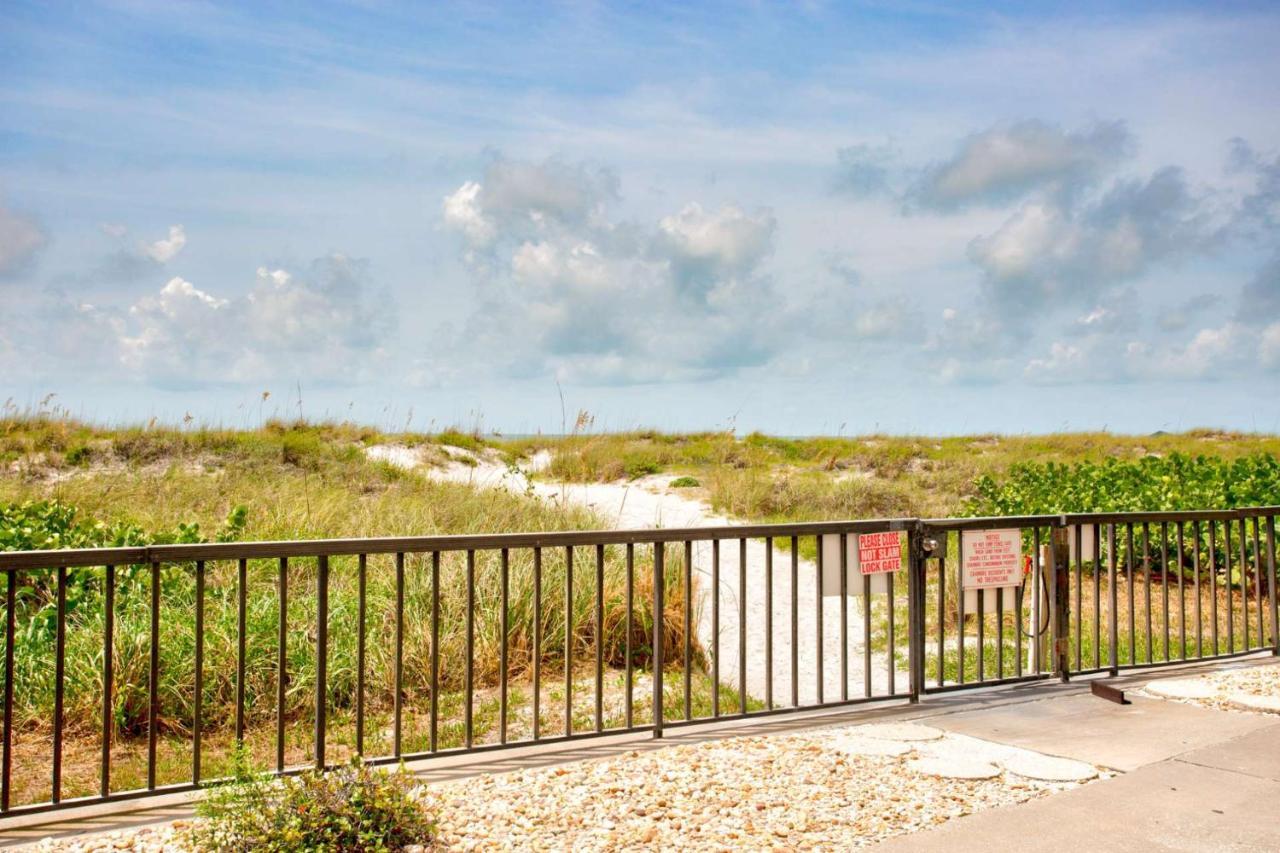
[876,659,1280,852]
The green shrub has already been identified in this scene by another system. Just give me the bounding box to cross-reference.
[669,476,700,488]
[967,452,1280,516]
[189,753,435,852]
[64,444,92,467]
[622,451,661,479]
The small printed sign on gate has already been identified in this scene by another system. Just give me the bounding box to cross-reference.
[961,528,1022,589]
[854,531,903,575]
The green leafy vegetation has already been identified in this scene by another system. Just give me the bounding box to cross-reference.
[669,476,700,488]
[967,453,1280,516]
[190,752,434,851]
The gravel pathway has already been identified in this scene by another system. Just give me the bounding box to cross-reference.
[25,721,1106,851]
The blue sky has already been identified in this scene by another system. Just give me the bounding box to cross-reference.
[2,1,1279,434]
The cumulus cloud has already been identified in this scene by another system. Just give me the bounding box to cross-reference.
[435,156,785,385]
[910,119,1132,211]
[968,167,1218,315]
[142,224,187,263]
[20,254,391,388]
[0,202,46,277]
[95,223,189,282]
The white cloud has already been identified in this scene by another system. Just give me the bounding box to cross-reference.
[142,224,187,263]
[0,202,45,277]
[911,120,1131,211]
[968,167,1219,315]
[434,157,785,385]
[42,255,394,387]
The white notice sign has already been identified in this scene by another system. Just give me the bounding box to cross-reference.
[961,529,1022,589]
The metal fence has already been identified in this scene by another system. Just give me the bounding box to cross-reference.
[0,508,1275,818]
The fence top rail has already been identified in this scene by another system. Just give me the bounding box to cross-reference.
[0,517,917,570]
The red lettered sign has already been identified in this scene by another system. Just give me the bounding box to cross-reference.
[856,531,903,575]
[962,529,1022,589]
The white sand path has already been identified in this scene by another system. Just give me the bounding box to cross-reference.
[366,444,897,705]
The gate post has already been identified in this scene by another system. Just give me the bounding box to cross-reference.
[907,523,932,703]
[1050,525,1071,682]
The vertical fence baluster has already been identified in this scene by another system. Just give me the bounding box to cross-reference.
[193,560,205,783]
[887,566,896,694]
[276,558,287,773]
[101,564,115,797]
[957,530,966,684]
[2,567,14,812]
[937,533,946,687]
[500,548,509,744]
[839,533,848,702]
[1143,523,1152,664]
[431,552,441,752]
[976,560,985,683]
[564,546,573,737]
[530,548,541,742]
[356,554,366,756]
[1108,525,1118,675]
[995,569,1003,681]
[1073,525,1082,672]
[790,537,798,706]
[52,566,66,803]
[652,541,665,737]
[1177,523,1187,659]
[465,550,475,750]
[394,553,404,758]
[815,536,824,704]
[627,543,635,728]
[235,558,247,744]
[595,543,604,732]
[1211,522,1221,656]
[765,537,773,711]
[314,555,328,770]
[863,567,873,698]
[1193,521,1203,658]
[148,560,160,788]
[712,539,720,717]
[681,541,690,721]
[738,538,747,715]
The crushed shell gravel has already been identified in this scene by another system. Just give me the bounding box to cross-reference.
[26,724,1104,851]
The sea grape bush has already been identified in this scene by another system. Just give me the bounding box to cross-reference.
[967,453,1280,517]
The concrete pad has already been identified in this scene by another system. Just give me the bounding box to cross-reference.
[1227,692,1280,715]
[873,758,1280,852]
[906,756,1000,780]
[999,752,1098,782]
[1145,677,1216,700]
[857,722,945,742]
[930,691,1274,771]
[1175,724,1280,782]
[829,734,913,757]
